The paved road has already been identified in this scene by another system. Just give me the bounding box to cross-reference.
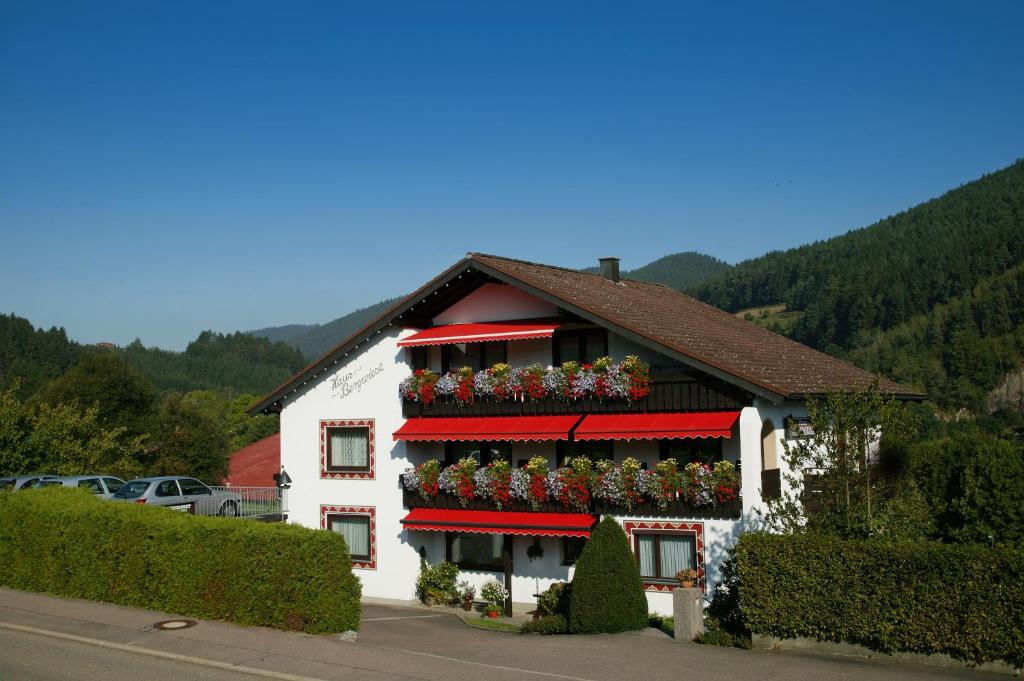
[0,589,1011,681]
[1,627,264,681]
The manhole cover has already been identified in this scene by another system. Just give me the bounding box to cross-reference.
[153,619,198,631]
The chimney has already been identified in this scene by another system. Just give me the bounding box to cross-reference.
[598,257,620,283]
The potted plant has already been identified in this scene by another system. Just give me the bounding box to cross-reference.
[675,568,698,588]
[480,579,508,618]
[457,580,476,611]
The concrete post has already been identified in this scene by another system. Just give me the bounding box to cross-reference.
[672,588,704,642]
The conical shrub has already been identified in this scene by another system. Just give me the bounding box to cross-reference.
[568,516,648,633]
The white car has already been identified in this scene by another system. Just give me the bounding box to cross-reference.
[56,475,127,500]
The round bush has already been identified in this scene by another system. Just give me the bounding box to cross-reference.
[568,516,648,633]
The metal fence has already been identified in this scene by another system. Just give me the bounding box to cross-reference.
[211,486,288,520]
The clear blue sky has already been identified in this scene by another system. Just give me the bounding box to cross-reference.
[2,1,1022,350]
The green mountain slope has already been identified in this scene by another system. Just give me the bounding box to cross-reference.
[691,160,1024,355]
[848,264,1024,411]
[621,252,732,290]
[253,299,398,360]
[0,314,306,398]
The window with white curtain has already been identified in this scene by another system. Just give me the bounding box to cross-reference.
[447,532,505,570]
[327,427,370,471]
[635,533,696,580]
[328,514,371,562]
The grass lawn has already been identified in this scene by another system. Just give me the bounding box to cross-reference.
[460,615,520,633]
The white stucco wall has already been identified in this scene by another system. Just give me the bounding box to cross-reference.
[433,283,558,324]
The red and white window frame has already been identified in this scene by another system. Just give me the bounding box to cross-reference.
[320,505,377,570]
[622,520,706,593]
[319,418,376,480]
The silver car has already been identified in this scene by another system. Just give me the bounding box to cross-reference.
[0,474,61,491]
[56,475,127,500]
[111,476,242,516]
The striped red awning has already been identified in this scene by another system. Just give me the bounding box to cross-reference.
[401,508,598,537]
[573,411,740,441]
[393,415,581,442]
[397,321,560,347]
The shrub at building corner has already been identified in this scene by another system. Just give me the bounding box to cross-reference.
[0,488,361,634]
[735,533,1024,665]
[568,516,647,633]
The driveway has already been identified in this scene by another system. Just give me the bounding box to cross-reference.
[356,603,1001,681]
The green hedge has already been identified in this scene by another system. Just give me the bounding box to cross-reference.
[0,488,361,634]
[735,533,1024,665]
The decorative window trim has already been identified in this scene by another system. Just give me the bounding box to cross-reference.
[622,520,705,593]
[320,505,377,570]
[320,419,375,479]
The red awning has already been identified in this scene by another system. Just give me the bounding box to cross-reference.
[401,508,598,537]
[393,415,581,442]
[397,321,560,347]
[573,411,740,441]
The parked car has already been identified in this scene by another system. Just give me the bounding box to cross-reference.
[0,474,61,491]
[56,475,127,500]
[111,476,242,516]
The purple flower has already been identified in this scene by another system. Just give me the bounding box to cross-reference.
[509,469,529,500]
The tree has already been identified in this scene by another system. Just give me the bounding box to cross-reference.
[33,350,156,436]
[0,384,144,478]
[147,392,231,482]
[568,517,648,633]
[764,382,919,538]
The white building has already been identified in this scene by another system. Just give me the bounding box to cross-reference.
[250,254,915,615]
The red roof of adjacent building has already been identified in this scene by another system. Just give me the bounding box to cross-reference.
[223,433,280,487]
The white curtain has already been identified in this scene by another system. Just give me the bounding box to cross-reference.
[637,535,656,577]
[660,535,695,577]
[330,516,369,557]
[331,428,368,468]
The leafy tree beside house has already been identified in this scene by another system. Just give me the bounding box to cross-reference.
[568,516,648,634]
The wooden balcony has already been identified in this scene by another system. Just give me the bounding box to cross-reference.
[401,379,749,418]
[399,476,742,520]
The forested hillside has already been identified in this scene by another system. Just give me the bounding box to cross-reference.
[249,298,398,360]
[691,160,1024,355]
[122,331,306,395]
[624,252,731,290]
[849,264,1024,411]
[0,315,292,481]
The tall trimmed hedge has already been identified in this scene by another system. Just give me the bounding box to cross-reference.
[735,533,1024,665]
[568,516,648,633]
[0,488,361,634]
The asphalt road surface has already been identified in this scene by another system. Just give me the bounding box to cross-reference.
[0,628,269,681]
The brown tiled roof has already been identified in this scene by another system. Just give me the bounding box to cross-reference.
[249,253,919,414]
[470,254,917,400]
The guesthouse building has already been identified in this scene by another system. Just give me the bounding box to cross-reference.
[250,253,916,614]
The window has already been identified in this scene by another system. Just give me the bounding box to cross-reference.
[320,420,375,479]
[326,426,371,472]
[442,341,506,372]
[155,480,180,497]
[321,505,376,568]
[179,478,211,495]
[445,441,511,467]
[659,438,723,465]
[103,477,124,493]
[446,532,506,571]
[328,514,371,563]
[553,329,607,365]
[557,440,613,467]
[409,346,430,371]
[562,537,587,565]
[634,533,697,582]
[77,478,102,494]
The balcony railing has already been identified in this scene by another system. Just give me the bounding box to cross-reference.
[401,379,747,418]
[399,476,741,520]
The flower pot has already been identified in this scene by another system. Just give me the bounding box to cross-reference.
[679,580,694,589]
[487,610,499,619]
